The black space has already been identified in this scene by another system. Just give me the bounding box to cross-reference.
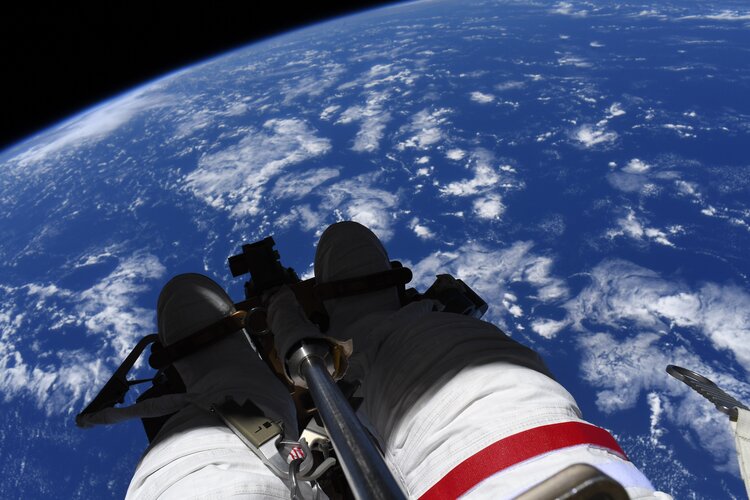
[1,2,396,152]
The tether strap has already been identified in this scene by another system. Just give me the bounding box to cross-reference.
[149,312,246,369]
[314,263,412,300]
[419,421,627,500]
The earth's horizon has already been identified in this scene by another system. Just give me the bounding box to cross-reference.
[1,0,749,497]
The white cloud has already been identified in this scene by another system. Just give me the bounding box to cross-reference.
[271,167,340,200]
[607,208,675,247]
[590,41,605,48]
[530,318,569,338]
[577,330,744,472]
[397,108,451,150]
[336,63,419,92]
[473,194,505,220]
[557,55,592,68]
[363,67,418,89]
[663,123,696,139]
[623,158,650,173]
[185,118,331,217]
[647,392,666,447]
[441,162,500,196]
[336,91,392,152]
[502,293,524,318]
[437,150,514,222]
[75,247,118,268]
[320,105,341,121]
[606,103,625,118]
[173,108,214,139]
[0,252,166,415]
[567,260,670,333]
[524,257,569,302]
[635,9,664,18]
[327,175,400,241]
[470,91,495,104]
[536,132,554,143]
[0,347,107,417]
[77,253,166,358]
[550,2,588,17]
[10,89,169,168]
[495,81,525,91]
[567,259,750,370]
[409,218,434,240]
[223,101,248,117]
[674,180,699,198]
[277,172,401,241]
[678,11,750,21]
[446,149,466,161]
[366,64,393,77]
[606,172,649,193]
[507,304,523,317]
[606,158,685,196]
[276,205,322,232]
[574,125,617,148]
[685,284,750,368]
[282,62,346,103]
[566,258,750,470]
[25,283,72,301]
[407,241,568,327]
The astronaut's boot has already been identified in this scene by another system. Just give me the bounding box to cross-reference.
[314,221,402,339]
[157,273,236,346]
[156,273,297,433]
[156,273,238,386]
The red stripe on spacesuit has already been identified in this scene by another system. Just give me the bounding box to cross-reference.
[418,421,627,500]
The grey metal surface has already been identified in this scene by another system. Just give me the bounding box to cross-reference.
[514,463,628,500]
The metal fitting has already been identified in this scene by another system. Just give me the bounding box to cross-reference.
[285,341,335,389]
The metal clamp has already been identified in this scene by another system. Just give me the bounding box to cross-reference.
[285,341,335,389]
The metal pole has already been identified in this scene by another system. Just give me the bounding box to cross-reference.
[297,351,406,500]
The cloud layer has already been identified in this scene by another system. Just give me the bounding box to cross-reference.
[0,252,165,414]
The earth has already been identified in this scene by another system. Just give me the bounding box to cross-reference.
[1,0,749,497]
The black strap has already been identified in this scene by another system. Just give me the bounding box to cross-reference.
[151,263,414,368]
[313,263,412,301]
[149,312,245,369]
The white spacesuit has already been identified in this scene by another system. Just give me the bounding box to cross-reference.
[123,221,669,499]
[125,274,298,499]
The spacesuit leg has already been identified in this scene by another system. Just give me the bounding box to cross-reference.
[126,406,292,500]
[313,222,666,499]
[126,274,299,499]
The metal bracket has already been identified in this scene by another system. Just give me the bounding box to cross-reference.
[667,365,748,421]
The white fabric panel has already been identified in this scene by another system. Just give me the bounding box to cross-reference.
[733,408,750,500]
[127,406,290,500]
